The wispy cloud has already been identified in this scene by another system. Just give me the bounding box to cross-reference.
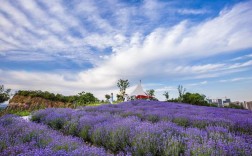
[0,0,252,100]
[230,53,252,61]
[187,81,208,86]
[219,77,252,83]
[177,9,209,15]
[155,86,177,92]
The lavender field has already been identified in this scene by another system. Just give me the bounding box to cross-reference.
[1,101,252,156]
[0,115,111,156]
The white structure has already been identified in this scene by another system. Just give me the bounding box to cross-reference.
[131,83,146,96]
[110,93,113,104]
[130,81,149,99]
[243,101,252,110]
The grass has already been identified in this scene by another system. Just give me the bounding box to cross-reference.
[81,101,121,107]
[13,110,31,116]
[0,109,31,117]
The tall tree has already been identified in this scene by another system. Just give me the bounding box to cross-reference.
[163,91,169,101]
[0,84,11,103]
[178,85,186,102]
[146,89,155,97]
[117,79,130,99]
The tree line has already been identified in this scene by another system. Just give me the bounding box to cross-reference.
[0,85,99,106]
[111,80,216,107]
[163,85,211,106]
[16,90,99,105]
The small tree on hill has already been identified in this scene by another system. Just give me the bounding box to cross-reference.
[163,91,169,101]
[105,94,111,101]
[117,79,130,100]
[146,89,155,97]
[0,84,11,103]
[178,85,186,102]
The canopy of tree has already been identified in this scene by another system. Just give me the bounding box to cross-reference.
[182,92,208,106]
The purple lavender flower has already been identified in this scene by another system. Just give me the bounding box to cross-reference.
[0,115,111,156]
[30,100,252,155]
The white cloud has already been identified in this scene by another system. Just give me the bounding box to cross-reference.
[155,86,177,92]
[177,9,209,15]
[142,0,164,20]
[70,1,252,94]
[3,51,54,61]
[1,1,252,100]
[187,81,208,86]
[0,69,119,98]
[230,53,252,61]
[219,77,252,83]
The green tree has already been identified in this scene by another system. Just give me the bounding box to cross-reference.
[76,91,97,105]
[0,85,11,103]
[116,94,123,101]
[182,92,208,106]
[163,91,169,101]
[105,94,111,101]
[146,89,155,97]
[226,103,244,109]
[117,79,130,99]
[178,85,186,102]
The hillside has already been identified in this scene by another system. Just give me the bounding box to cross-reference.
[7,95,73,111]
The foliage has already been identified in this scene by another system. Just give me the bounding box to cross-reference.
[146,89,155,97]
[116,94,124,102]
[16,90,77,103]
[177,85,186,102]
[168,98,179,102]
[168,89,210,107]
[15,90,99,106]
[163,91,169,101]
[225,103,244,109]
[117,79,130,98]
[0,85,11,103]
[9,110,31,116]
[105,94,110,100]
[75,91,99,106]
[182,92,208,106]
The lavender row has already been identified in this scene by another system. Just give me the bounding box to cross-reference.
[82,100,252,134]
[32,108,252,155]
[0,114,111,156]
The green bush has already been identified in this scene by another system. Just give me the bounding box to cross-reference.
[225,103,244,109]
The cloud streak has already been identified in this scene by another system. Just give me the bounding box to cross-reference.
[0,0,252,100]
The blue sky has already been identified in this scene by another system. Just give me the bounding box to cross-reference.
[0,0,252,101]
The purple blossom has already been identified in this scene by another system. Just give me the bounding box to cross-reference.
[0,115,111,156]
[29,100,252,155]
